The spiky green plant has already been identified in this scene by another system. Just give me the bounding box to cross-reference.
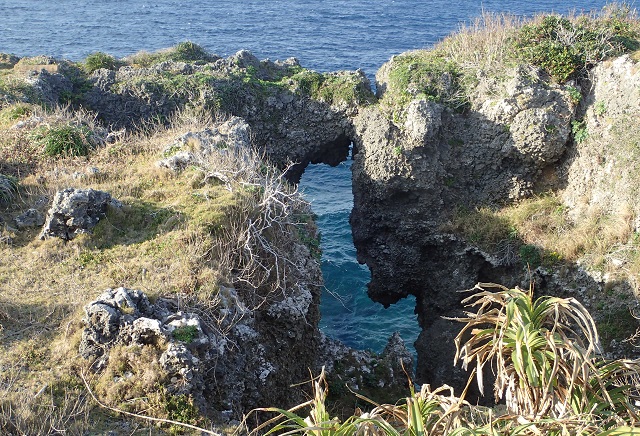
[251,368,358,436]
[355,383,468,436]
[0,174,18,204]
[83,51,117,73]
[452,283,640,421]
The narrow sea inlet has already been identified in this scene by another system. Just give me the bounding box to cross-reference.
[300,157,419,354]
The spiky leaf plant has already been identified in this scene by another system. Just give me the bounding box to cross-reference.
[250,368,358,436]
[0,173,18,204]
[452,283,640,422]
[359,384,468,436]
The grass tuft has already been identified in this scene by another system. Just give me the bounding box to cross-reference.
[127,41,217,67]
[0,173,18,204]
[82,52,118,74]
[31,123,93,157]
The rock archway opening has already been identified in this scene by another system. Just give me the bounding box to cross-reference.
[299,143,420,355]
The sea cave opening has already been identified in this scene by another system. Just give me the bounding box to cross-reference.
[299,144,420,356]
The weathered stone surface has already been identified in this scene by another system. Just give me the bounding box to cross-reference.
[77,234,328,419]
[14,208,45,229]
[349,63,577,397]
[563,55,640,220]
[157,116,251,172]
[315,332,413,391]
[40,188,121,240]
[80,51,368,182]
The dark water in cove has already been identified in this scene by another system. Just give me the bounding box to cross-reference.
[0,0,613,353]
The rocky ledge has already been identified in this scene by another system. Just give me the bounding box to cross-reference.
[2,25,640,430]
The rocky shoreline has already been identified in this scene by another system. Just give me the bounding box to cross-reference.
[2,14,640,431]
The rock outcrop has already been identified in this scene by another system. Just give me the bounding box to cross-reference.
[79,50,372,182]
[349,58,640,396]
[40,188,121,240]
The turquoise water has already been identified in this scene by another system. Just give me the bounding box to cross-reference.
[0,0,615,353]
[300,158,418,353]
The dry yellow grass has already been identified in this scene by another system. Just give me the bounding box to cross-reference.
[0,107,249,433]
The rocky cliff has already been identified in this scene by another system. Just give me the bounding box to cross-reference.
[3,12,640,431]
[349,51,640,395]
[0,46,408,433]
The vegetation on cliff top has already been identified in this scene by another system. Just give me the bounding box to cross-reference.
[0,102,320,433]
[379,3,640,119]
[1,4,640,434]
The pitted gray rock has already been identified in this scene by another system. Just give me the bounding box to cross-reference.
[40,188,121,240]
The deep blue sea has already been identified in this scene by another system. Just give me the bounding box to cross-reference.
[0,0,614,354]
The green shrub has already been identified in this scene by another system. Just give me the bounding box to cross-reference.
[572,119,589,143]
[83,52,117,73]
[386,51,468,111]
[164,393,200,425]
[512,12,640,82]
[169,41,214,63]
[128,42,215,67]
[289,70,375,106]
[171,325,198,343]
[565,85,582,104]
[31,124,93,157]
[0,174,18,204]
[0,53,19,69]
[519,243,542,267]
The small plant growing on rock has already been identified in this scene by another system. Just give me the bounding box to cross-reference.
[566,85,582,104]
[127,41,216,67]
[518,243,542,267]
[170,41,214,63]
[595,100,608,116]
[172,325,198,343]
[386,51,468,112]
[572,119,589,143]
[83,51,117,73]
[512,11,640,82]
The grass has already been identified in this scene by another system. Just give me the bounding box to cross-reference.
[0,106,317,432]
[0,103,34,128]
[378,3,640,122]
[82,51,119,74]
[380,50,468,122]
[289,70,376,106]
[0,173,18,204]
[31,123,93,157]
[126,41,218,67]
[444,193,639,275]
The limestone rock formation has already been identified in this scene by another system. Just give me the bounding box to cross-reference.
[80,287,211,403]
[77,50,371,182]
[14,208,45,229]
[40,188,121,240]
[348,62,593,396]
[157,116,251,172]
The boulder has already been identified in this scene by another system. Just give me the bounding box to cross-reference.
[157,117,251,172]
[40,188,121,240]
[14,209,45,229]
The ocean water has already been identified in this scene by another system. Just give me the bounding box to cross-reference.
[0,0,614,354]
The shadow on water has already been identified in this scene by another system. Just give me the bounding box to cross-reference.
[299,148,420,356]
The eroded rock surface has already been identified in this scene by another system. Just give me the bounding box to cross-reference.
[349,64,590,395]
[79,50,370,182]
[157,116,251,172]
[40,188,121,240]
